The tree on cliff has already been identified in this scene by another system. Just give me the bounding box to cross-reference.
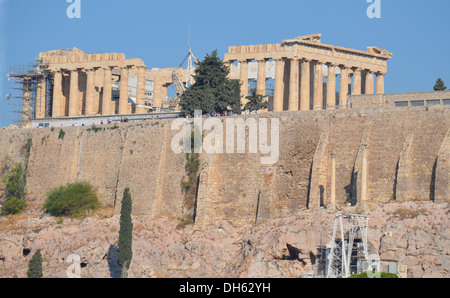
[1,161,26,215]
[118,188,133,276]
[434,78,447,91]
[27,249,43,278]
[179,50,241,116]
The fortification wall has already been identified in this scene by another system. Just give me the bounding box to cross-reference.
[0,107,448,228]
[0,122,187,218]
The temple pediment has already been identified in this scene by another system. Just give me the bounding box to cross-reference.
[367,46,393,58]
[283,33,322,44]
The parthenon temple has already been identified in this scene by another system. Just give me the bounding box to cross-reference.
[10,34,393,123]
[225,34,393,111]
[31,48,188,119]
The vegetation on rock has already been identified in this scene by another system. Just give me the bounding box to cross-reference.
[349,271,398,278]
[44,181,99,218]
[118,187,133,272]
[27,249,43,278]
[243,89,268,112]
[1,161,27,215]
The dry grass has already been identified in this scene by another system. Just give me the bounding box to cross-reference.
[176,214,194,230]
[134,222,145,234]
[92,203,115,219]
[0,213,28,231]
[391,207,428,220]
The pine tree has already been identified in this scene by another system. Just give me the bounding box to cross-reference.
[434,78,447,91]
[179,50,241,116]
[243,89,269,112]
[117,188,133,273]
[27,249,43,278]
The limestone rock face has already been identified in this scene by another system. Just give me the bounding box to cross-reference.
[0,201,447,278]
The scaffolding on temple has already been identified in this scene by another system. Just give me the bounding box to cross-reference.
[6,63,50,126]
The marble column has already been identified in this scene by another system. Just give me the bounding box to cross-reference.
[102,66,113,115]
[153,75,162,108]
[22,80,32,123]
[289,58,299,111]
[162,84,168,104]
[300,59,310,111]
[68,69,79,117]
[35,77,46,119]
[313,62,323,110]
[52,69,63,117]
[119,66,129,115]
[239,60,249,105]
[273,59,285,112]
[85,68,96,116]
[256,59,266,96]
[339,67,350,108]
[136,65,146,114]
[352,68,362,95]
[376,72,385,94]
[326,64,336,109]
[365,70,374,94]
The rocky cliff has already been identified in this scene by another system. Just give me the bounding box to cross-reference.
[0,201,448,278]
[1,107,448,225]
[0,106,448,277]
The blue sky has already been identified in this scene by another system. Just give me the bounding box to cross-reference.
[1,0,449,127]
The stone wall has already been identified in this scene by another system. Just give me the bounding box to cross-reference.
[0,107,448,228]
[195,107,449,228]
[348,90,450,109]
[0,121,186,218]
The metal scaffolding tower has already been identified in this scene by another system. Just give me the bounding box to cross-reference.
[326,214,370,278]
[6,63,49,125]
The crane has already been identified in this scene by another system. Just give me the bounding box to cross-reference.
[170,46,199,110]
[178,46,198,87]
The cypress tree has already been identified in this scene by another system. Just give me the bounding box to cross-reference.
[27,249,43,278]
[117,188,133,272]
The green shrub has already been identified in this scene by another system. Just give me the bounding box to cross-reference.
[1,196,26,215]
[58,129,66,140]
[44,181,99,218]
[2,163,26,200]
[87,124,102,133]
[21,138,32,159]
[349,271,399,278]
[181,152,200,195]
[1,162,26,215]
[179,126,202,222]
